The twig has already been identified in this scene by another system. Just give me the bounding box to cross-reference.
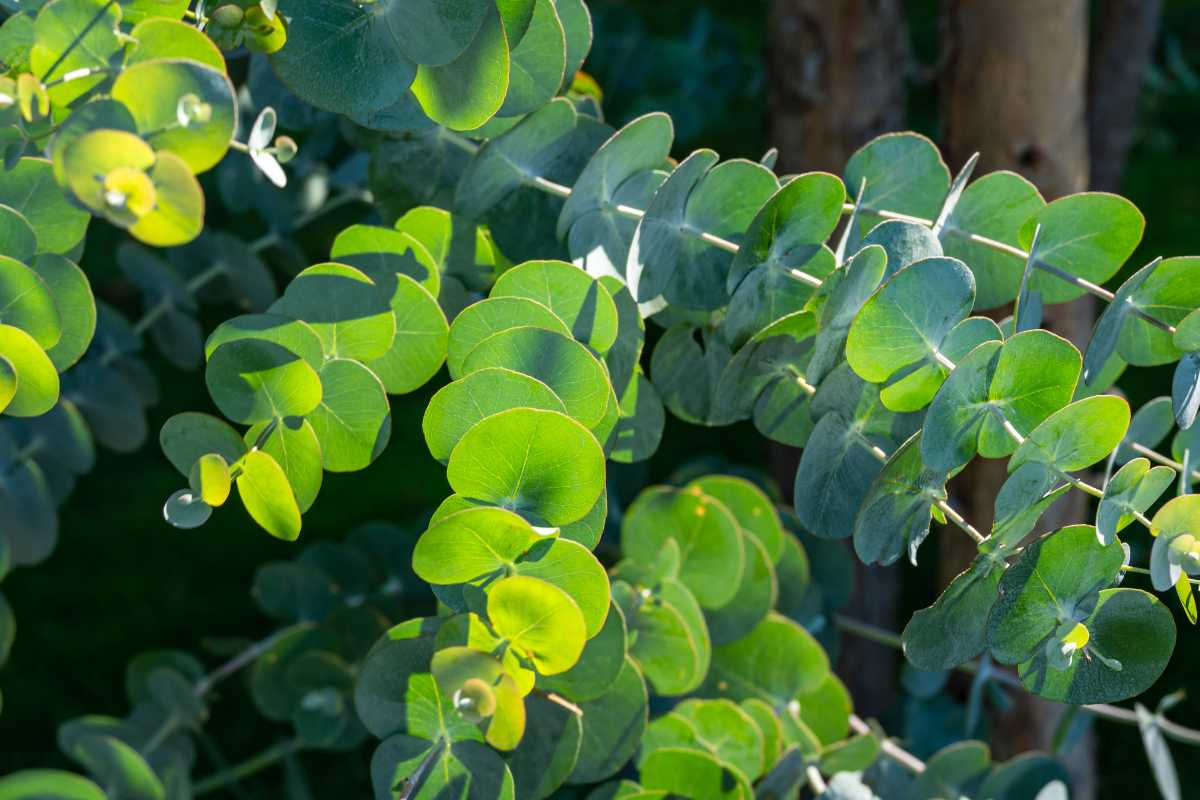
[834,614,1200,748]
[193,738,303,795]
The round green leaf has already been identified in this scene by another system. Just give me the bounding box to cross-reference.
[488,574,586,675]
[1018,192,1144,304]
[674,698,766,780]
[461,326,611,427]
[687,475,784,562]
[922,330,1081,473]
[843,132,949,250]
[412,6,510,130]
[1096,458,1174,545]
[0,255,61,349]
[236,450,301,541]
[0,205,37,263]
[939,171,1045,309]
[793,674,852,746]
[902,555,1005,671]
[447,296,571,378]
[0,770,106,800]
[515,537,608,637]
[614,579,705,696]
[491,260,619,353]
[205,338,323,424]
[507,692,582,798]
[330,224,441,297]
[846,256,975,384]
[987,525,1124,665]
[31,0,122,106]
[640,748,751,800]
[188,452,230,506]
[704,533,777,646]
[1175,308,1200,352]
[567,656,648,785]
[706,612,829,703]
[538,599,627,702]
[62,733,165,800]
[268,0,422,116]
[1018,588,1175,704]
[413,506,542,585]
[159,412,246,476]
[0,158,89,254]
[497,0,566,117]
[29,254,95,370]
[620,486,744,609]
[361,271,448,394]
[245,417,323,513]
[446,407,604,526]
[129,151,205,246]
[1009,395,1130,474]
[558,113,673,241]
[126,18,225,69]
[205,313,325,369]
[0,323,58,417]
[271,262,397,362]
[307,357,391,472]
[112,59,237,174]
[423,367,567,462]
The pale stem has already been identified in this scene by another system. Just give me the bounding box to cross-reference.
[835,614,1200,748]
[1122,564,1200,587]
[848,714,926,774]
[805,764,828,793]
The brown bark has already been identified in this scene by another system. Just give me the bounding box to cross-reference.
[1088,0,1162,192]
[766,0,909,719]
[939,2,1095,796]
[766,0,908,174]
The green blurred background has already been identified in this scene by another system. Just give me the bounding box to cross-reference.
[4,0,1200,796]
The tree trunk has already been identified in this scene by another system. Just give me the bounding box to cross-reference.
[766,0,908,719]
[939,2,1095,796]
[766,0,908,173]
[1088,0,1162,192]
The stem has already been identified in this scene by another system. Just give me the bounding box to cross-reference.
[993,409,1108,501]
[534,689,582,716]
[38,0,117,82]
[848,714,926,774]
[195,733,255,800]
[6,436,44,470]
[140,715,178,756]
[935,499,986,544]
[1122,564,1200,587]
[805,764,828,793]
[471,120,1182,341]
[397,738,446,800]
[192,624,305,699]
[98,263,229,367]
[1128,441,1200,485]
[42,65,116,89]
[835,614,1200,748]
[193,738,303,795]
